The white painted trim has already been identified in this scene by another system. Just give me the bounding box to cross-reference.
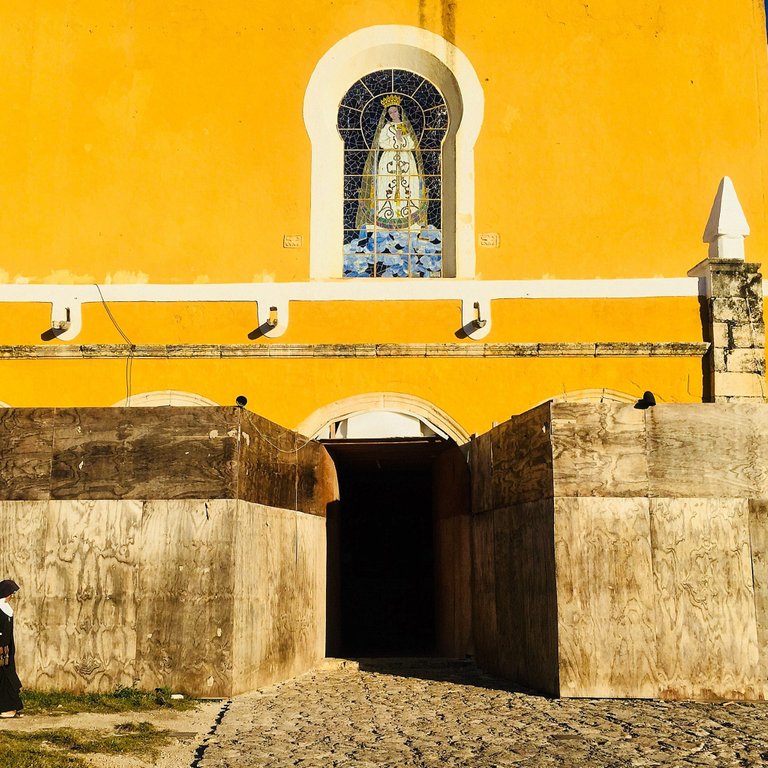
[533,388,637,408]
[112,390,219,407]
[304,25,484,279]
[0,277,701,341]
[297,391,470,444]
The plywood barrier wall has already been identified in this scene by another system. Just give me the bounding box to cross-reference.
[0,408,336,697]
[472,402,768,700]
[469,403,559,695]
[433,443,472,658]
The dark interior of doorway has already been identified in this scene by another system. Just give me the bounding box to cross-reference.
[324,438,447,658]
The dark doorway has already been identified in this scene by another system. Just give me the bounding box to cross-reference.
[324,438,447,658]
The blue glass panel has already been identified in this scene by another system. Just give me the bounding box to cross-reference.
[424,175,442,202]
[420,130,445,150]
[341,69,446,278]
[343,228,361,245]
[340,80,372,111]
[344,150,367,176]
[338,129,368,150]
[337,106,361,131]
[427,200,442,230]
[360,102,379,140]
[343,204,358,231]
[424,105,448,130]
[400,96,424,141]
[362,70,393,97]
[393,70,425,98]
[343,175,364,200]
[421,150,441,176]
[415,80,442,109]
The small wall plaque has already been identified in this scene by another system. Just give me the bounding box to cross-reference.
[282,234,303,249]
[479,232,500,248]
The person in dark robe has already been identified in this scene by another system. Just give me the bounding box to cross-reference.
[0,579,22,718]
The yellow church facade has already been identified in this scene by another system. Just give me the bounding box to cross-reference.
[3,1,768,701]
[0,0,765,435]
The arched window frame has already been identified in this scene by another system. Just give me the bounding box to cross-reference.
[304,26,484,280]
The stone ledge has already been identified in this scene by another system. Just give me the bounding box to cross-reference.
[0,342,710,359]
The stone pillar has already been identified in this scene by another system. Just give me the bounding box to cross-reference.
[689,177,766,402]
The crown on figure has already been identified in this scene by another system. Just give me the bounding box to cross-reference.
[381,94,402,109]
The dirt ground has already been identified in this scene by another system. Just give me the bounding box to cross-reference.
[0,699,224,768]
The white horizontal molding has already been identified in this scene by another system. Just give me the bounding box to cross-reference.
[0,278,701,341]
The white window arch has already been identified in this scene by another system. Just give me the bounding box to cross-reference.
[304,26,484,280]
[112,390,219,407]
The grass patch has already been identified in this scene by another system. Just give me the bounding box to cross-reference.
[23,686,197,715]
[0,722,172,768]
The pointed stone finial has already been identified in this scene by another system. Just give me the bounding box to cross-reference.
[703,177,750,260]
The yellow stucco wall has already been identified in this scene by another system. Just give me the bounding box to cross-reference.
[0,1,764,432]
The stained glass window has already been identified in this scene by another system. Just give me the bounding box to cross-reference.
[338,70,448,278]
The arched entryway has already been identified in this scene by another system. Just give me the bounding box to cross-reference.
[304,394,472,659]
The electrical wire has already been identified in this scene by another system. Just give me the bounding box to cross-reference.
[93,284,316,450]
[242,418,316,454]
[94,284,135,405]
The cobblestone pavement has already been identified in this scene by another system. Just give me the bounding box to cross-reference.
[198,660,768,768]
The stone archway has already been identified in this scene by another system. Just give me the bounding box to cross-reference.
[296,391,470,444]
[306,393,472,659]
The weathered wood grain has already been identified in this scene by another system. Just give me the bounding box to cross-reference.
[490,402,553,507]
[135,499,236,697]
[554,497,657,698]
[51,408,241,500]
[650,497,764,700]
[295,440,338,516]
[231,503,326,693]
[31,500,141,692]
[0,500,47,685]
[749,499,768,686]
[236,410,299,511]
[433,444,472,658]
[470,510,498,672]
[551,403,648,497]
[646,404,768,498]
[492,499,559,695]
[469,432,493,514]
[236,410,337,515]
[0,410,54,499]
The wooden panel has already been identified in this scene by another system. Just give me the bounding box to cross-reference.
[433,444,472,658]
[492,499,559,694]
[469,432,493,514]
[236,410,299,511]
[489,402,553,507]
[51,408,240,500]
[232,503,326,693]
[650,497,764,699]
[32,500,141,692]
[237,412,337,515]
[551,402,648,497]
[470,510,498,671]
[296,441,338,516]
[0,500,48,684]
[135,499,236,698]
[0,407,334,508]
[554,497,657,697]
[647,404,768,498]
[0,410,54,499]
[293,512,327,673]
[748,499,768,685]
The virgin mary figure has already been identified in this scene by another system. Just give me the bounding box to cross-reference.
[356,95,428,231]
